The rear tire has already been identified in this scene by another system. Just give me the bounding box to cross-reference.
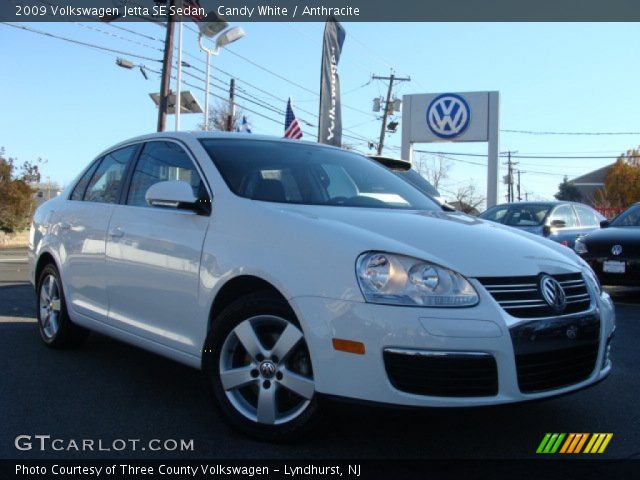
[36,263,88,349]
[202,292,320,441]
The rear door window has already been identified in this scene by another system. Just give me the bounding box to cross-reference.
[549,205,578,228]
[574,205,598,227]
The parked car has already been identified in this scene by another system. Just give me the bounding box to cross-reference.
[479,201,606,248]
[29,132,615,439]
[368,155,448,206]
[575,202,640,286]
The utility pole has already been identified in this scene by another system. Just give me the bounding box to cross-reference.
[226,78,236,131]
[502,151,518,202]
[157,0,177,132]
[372,73,410,155]
[517,169,522,202]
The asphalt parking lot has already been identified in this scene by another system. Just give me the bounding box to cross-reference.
[1,248,638,460]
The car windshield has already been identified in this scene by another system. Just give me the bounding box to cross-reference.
[481,204,551,226]
[393,169,441,198]
[200,139,440,210]
[610,204,640,227]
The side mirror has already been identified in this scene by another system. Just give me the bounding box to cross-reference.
[542,225,551,237]
[550,219,567,228]
[600,220,610,228]
[145,181,209,214]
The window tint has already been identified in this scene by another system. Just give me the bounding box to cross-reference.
[395,169,441,198]
[84,146,135,204]
[127,141,205,207]
[200,139,439,210]
[549,205,578,228]
[575,205,598,227]
[611,204,640,227]
[70,161,99,201]
[481,206,510,223]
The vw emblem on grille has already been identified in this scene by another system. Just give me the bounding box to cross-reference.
[426,93,471,139]
[611,244,623,256]
[259,360,276,379]
[539,275,567,313]
[566,325,579,340]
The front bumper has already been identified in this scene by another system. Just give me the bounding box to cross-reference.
[584,257,640,287]
[290,290,615,407]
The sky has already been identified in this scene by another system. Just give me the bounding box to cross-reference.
[2,20,640,205]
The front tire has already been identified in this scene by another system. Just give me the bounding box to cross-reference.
[202,292,320,441]
[36,263,88,348]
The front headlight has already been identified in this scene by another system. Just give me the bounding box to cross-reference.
[574,237,588,255]
[356,252,479,307]
[582,265,602,296]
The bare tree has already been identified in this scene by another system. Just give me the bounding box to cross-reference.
[452,181,485,215]
[413,153,451,191]
[199,101,248,132]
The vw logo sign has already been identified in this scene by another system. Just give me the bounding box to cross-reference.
[426,93,471,139]
[611,245,623,256]
[539,275,567,313]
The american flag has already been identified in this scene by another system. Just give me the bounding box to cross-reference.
[183,0,205,22]
[284,98,303,139]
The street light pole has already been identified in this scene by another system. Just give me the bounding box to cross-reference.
[198,26,246,131]
[199,34,216,131]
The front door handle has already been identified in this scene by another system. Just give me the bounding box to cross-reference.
[108,227,124,238]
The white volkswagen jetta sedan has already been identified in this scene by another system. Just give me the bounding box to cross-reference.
[29,132,615,439]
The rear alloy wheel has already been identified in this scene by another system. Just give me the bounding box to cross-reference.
[203,293,320,440]
[36,264,88,348]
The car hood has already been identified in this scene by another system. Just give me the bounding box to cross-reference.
[269,205,581,278]
[582,226,640,256]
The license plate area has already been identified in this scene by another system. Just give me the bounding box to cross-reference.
[603,260,625,273]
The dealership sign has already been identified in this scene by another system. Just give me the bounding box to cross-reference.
[401,91,500,206]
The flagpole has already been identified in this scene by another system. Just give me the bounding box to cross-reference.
[175,0,184,131]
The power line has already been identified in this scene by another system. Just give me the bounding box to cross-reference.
[414,149,637,160]
[1,22,162,63]
[502,129,640,136]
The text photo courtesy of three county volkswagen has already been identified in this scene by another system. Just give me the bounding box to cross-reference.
[1,0,640,476]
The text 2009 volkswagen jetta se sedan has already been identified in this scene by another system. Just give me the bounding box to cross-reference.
[29,132,615,439]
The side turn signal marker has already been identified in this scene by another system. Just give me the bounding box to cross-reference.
[332,338,365,355]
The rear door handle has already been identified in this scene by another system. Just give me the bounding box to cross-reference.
[108,227,124,238]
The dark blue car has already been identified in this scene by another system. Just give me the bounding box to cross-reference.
[479,201,605,249]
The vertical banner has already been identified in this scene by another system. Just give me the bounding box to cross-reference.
[318,16,346,146]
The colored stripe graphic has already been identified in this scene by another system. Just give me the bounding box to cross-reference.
[537,433,565,453]
[538,433,613,454]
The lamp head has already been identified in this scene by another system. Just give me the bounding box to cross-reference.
[198,11,228,38]
[215,27,246,49]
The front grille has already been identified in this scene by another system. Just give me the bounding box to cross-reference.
[383,350,498,397]
[510,316,600,393]
[478,273,591,318]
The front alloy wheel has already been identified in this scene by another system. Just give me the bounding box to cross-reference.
[203,293,320,440]
[36,263,88,348]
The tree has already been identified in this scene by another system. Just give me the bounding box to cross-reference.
[0,148,38,232]
[601,156,640,208]
[452,181,485,215]
[555,176,582,202]
[199,101,248,132]
[413,153,451,191]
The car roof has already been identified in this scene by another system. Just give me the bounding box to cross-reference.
[487,201,587,208]
[105,131,344,153]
